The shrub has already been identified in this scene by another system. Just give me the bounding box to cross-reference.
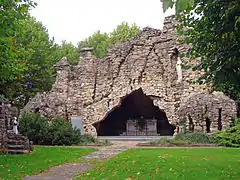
[139,137,190,146]
[147,137,171,145]
[155,137,171,145]
[171,139,191,145]
[213,125,240,147]
[175,132,212,144]
[230,117,240,127]
[78,135,97,145]
[19,113,96,146]
[19,113,49,144]
[45,117,83,146]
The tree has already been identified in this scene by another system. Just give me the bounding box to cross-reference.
[0,0,36,90]
[109,22,140,45]
[161,0,194,14]
[53,41,79,65]
[2,16,57,106]
[1,5,140,106]
[1,8,79,106]
[78,22,140,58]
[161,0,240,109]
[78,31,110,58]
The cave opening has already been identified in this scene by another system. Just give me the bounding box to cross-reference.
[93,88,175,136]
[218,108,222,130]
[188,115,194,132]
[206,118,211,133]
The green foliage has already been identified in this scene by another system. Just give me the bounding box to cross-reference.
[78,22,140,58]
[162,1,240,108]
[235,118,240,125]
[53,41,79,65]
[171,139,191,145]
[45,117,82,146]
[109,22,140,45]
[7,17,57,106]
[141,137,191,146]
[162,0,174,13]
[19,113,95,146]
[175,132,212,144]
[1,6,140,107]
[1,16,79,107]
[0,146,95,179]
[161,0,194,13]
[78,135,96,144]
[78,31,110,58]
[0,1,79,106]
[155,137,171,144]
[0,94,7,100]
[19,113,49,144]
[1,7,60,107]
[0,0,35,87]
[213,125,240,147]
[148,137,171,145]
[176,0,240,108]
[230,117,240,127]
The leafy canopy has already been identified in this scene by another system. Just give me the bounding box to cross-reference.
[0,2,140,107]
[0,0,36,85]
[161,0,240,107]
[161,0,194,14]
[78,22,140,58]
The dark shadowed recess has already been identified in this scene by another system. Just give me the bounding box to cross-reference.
[94,88,175,136]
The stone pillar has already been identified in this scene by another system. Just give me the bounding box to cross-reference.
[78,47,94,63]
[52,57,70,116]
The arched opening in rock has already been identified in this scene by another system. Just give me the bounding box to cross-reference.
[218,108,222,130]
[188,115,194,132]
[206,118,211,133]
[93,88,175,136]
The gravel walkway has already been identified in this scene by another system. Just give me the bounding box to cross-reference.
[23,163,92,180]
[23,141,139,180]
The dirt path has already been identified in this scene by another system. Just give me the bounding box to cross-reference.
[23,141,139,180]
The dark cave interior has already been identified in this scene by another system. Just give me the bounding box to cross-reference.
[94,89,175,136]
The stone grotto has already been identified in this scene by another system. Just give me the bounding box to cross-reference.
[0,100,33,154]
[21,16,237,136]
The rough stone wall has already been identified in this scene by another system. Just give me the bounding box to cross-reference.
[22,16,237,136]
[178,92,237,133]
[0,100,11,148]
[0,100,33,153]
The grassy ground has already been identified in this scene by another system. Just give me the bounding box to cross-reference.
[0,146,95,180]
[78,148,240,180]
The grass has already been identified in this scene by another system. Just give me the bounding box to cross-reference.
[0,146,95,180]
[78,148,240,180]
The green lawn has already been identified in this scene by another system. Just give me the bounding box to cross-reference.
[0,146,95,180]
[78,148,240,180]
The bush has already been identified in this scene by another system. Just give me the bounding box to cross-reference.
[153,137,171,145]
[171,139,191,145]
[19,113,49,144]
[19,113,96,146]
[175,132,212,144]
[78,135,97,145]
[45,117,83,146]
[213,125,240,147]
[139,137,190,146]
[234,117,240,126]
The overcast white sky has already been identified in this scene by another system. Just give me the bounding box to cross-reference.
[30,0,174,46]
